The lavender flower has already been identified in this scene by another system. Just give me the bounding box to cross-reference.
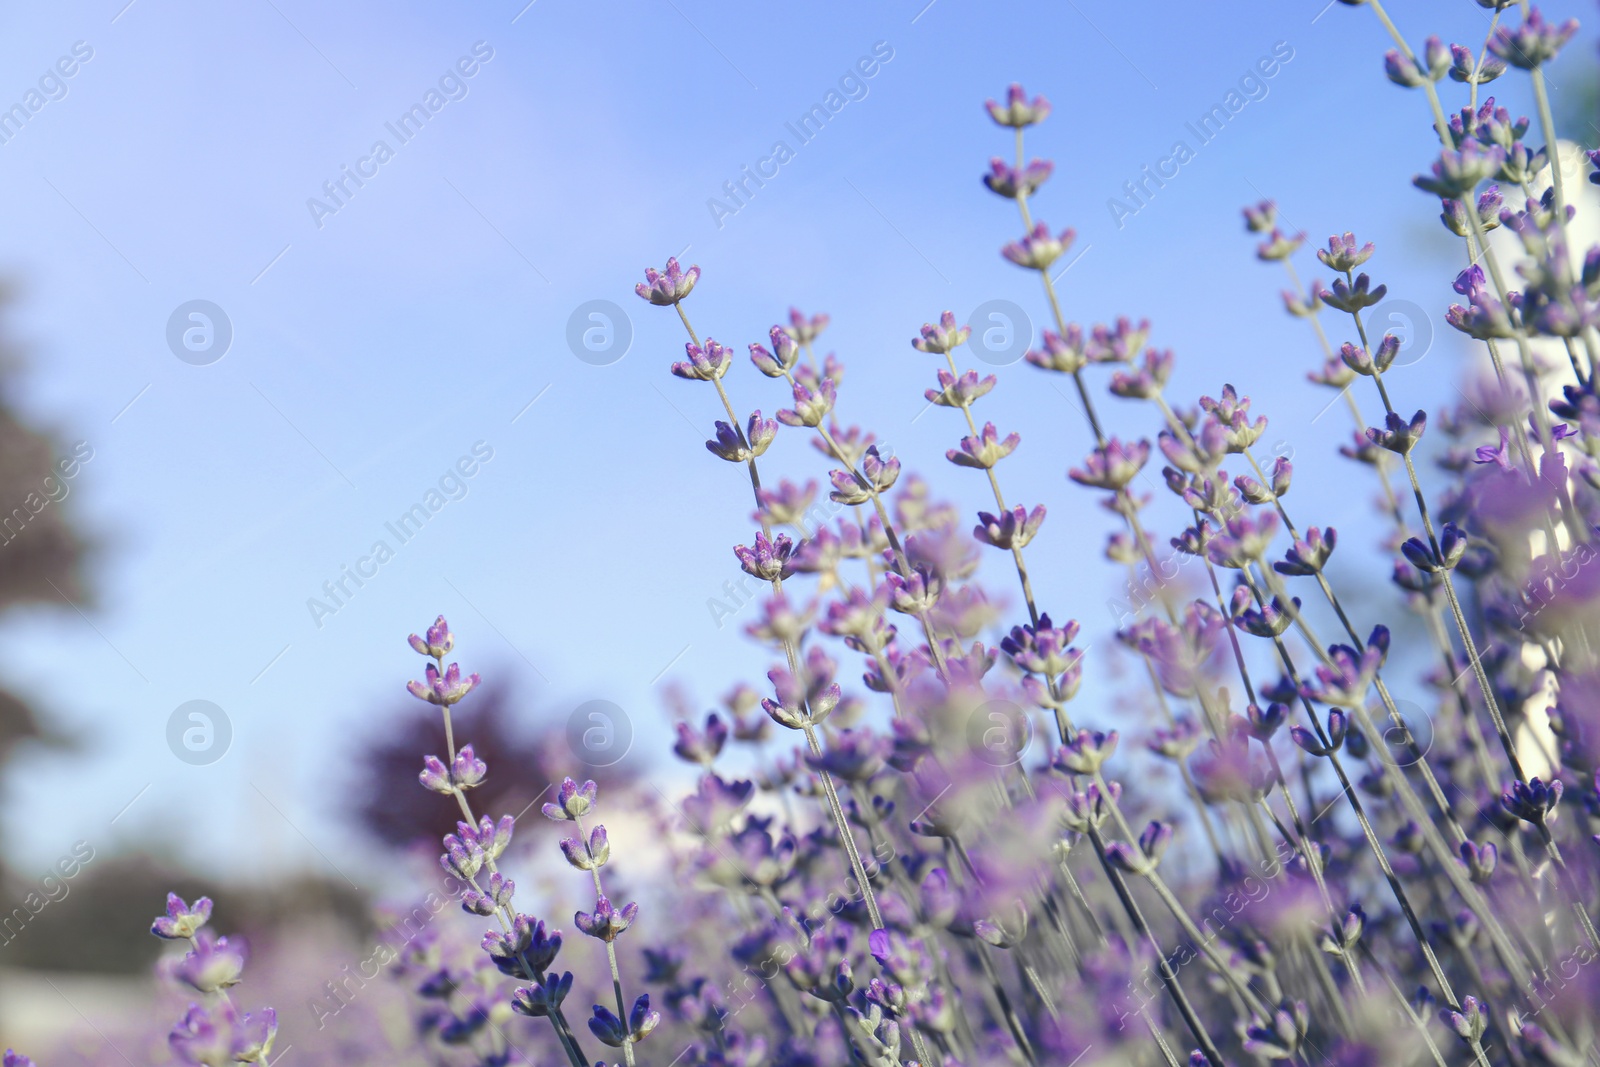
[946,422,1020,469]
[151,893,213,940]
[408,614,455,657]
[635,257,700,305]
[733,532,795,581]
[985,83,1050,127]
[672,338,733,382]
[982,157,1053,199]
[406,661,481,706]
[1488,7,1579,68]
[174,930,248,993]
[910,311,970,355]
[575,894,639,942]
[1001,222,1075,270]
[775,377,836,427]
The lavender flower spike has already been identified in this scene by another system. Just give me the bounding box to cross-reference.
[635,257,700,305]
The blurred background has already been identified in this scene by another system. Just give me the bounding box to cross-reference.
[0,0,1594,1059]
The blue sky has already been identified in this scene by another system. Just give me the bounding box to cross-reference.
[0,0,1589,883]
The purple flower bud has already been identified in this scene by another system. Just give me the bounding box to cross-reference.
[1068,437,1150,490]
[168,1005,230,1066]
[861,446,902,493]
[982,157,1054,199]
[418,754,453,794]
[151,893,214,940]
[1441,995,1489,1043]
[1001,613,1080,676]
[1243,999,1308,1058]
[1366,409,1428,454]
[1088,315,1151,363]
[673,712,730,765]
[1317,232,1376,271]
[230,1008,278,1063]
[1320,273,1388,313]
[671,338,732,382]
[973,504,1046,550]
[1241,200,1276,233]
[806,727,892,781]
[542,777,598,821]
[750,324,801,378]
[1053,728,1119,775]
[575,894,638,942]
[629,993,661,1043]
[511,971,573,1017]
[925,367,997,408]
[1235,593,1299,638]
[408,615,455,658]
[1384,49,1426,87]
[1001,222,1075,270]
[1024,325,1088,373]
[483,914,562,978]
[1108,348,1175,399]
[406,662,482,706]
[1459,839,1498,883]
[1256,228,1305,262]
[946,422,1021,470]
[775,377,836,427]
[786,307,830,346]
[1245,702,1288,740]
[634,257,700,306]
[911,311,971,355]
[174,930,248,993]
[985,83,1051,127]
[451,744,487,789]
[1449,42,1506,84]
[733,532,795,582]
[1423,36,1450,78]
[1489,7,1578,69]
[1501,776,1562,826]
[1402,536,1443,573]
[1415,141,1507,198]
[559,825,610,873]
[1276,526,1336,576]
[884,564,942,616]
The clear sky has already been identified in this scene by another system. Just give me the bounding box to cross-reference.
[0,0,1590,883]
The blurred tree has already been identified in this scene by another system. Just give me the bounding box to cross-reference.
[0,280,93,846]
